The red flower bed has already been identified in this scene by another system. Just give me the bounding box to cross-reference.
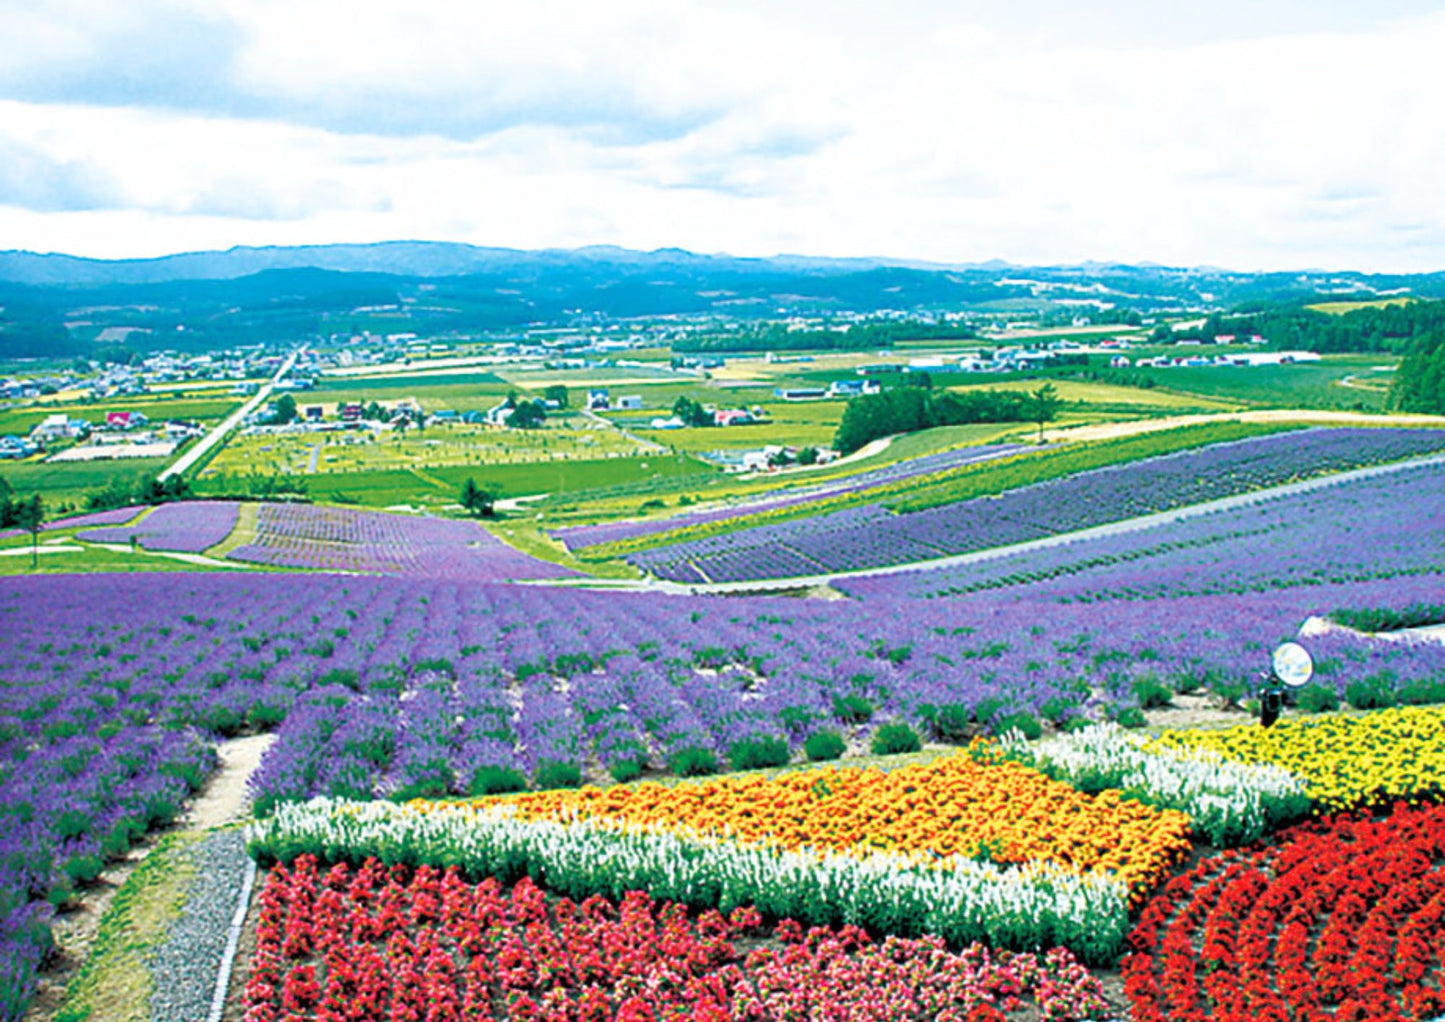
[1123,800,1445,1022]
[242,856,1112,1022]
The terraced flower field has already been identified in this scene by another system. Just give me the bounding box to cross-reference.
[626,427,1445,582]
[5,421,1445,1022]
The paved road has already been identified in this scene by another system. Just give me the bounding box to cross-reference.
[531,449,1445,596]
[159,348,304,481]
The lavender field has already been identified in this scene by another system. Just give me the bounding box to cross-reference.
[841,458,1445,602]
[551,443,1022,551]
[78,501,241,554]
[226,503,578,579]
[3,430,1445,1014]
[626,427,1445,583]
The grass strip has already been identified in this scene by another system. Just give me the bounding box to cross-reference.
[54,832,200,1022]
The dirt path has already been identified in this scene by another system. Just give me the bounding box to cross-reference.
[181,733,276,830]
[22,733,275,1022]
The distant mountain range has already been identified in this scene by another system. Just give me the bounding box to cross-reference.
[0,241,1442,360]
[0,242,948,287]
[0,240,1435,293]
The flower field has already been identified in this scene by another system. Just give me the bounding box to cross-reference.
[246,797,1134,964]
[227,503,579,579]
[3,424,1445,1019]
[1123,800,1445,1022]
[77,499,240,552]
[1151,706,1445,813]
[551,443,1022,552]
[489,751,1193,896]
[847,455,1445,602]
[242,856,1111,1022]
[626,427,1445,582]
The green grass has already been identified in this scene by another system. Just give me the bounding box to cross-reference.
[1120,355,1394,412]
[313,370,505,391]
[0,396,241,434]
[54,832,201,1022]
[0,533,242,575]
[479,519,642,580]
[294,453,715,507]
[1305,298,1418,315]
[0,456,173,509]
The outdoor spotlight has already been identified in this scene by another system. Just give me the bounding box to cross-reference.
[1261,641,1314,728]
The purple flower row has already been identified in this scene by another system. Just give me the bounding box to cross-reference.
[225,502,577,579]
[628,428,1445,582]
[551,444,1022,550]
[841,457,1445,602]
[78,501,240,553]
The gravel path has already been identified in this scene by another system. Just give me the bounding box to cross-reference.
[147,830,251,1022]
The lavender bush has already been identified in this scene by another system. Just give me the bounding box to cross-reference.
[78,501,240,553]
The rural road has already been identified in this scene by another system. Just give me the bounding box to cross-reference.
[159,348,304,481]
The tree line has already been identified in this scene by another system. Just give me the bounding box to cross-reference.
[1390,332,1445,414]
[833,384,1059,454]
[1161,300,1445,355]
[675,321,976,354]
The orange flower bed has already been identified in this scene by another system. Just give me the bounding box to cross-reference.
[463,750,1191,896]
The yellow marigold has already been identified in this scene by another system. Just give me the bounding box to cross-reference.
[1150,705,1445,814]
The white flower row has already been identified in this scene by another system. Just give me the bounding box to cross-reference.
[245,797,1130,964]
[1003,723,1310,846]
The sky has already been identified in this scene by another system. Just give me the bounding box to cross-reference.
[1,0,1444,271]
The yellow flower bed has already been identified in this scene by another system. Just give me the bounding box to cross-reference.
[450,749,1192,897]
[1150,706,1445,814]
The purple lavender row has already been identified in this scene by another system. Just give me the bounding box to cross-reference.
[3,539,1445,1018]
[628,427,1445,582]
[0,505,143,541]
[78,501,240,553]
[226,502,578,579]
[841,458,1445,602]
[551,444,1023,550]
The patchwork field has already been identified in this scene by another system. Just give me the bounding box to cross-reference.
[3,361,1445,1022]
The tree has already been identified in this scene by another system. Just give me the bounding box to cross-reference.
[797,446,819,466]
[672,395,713,427]
[1028,383,1061,442]
[460,477,495,517]
[273,393,298,425]
[13,494,43,570]
[544,385,569,409]
[509,400,546,429]
[1390,333,1445,414]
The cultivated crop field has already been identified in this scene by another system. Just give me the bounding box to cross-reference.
[200,417,650,478]
[4,405,1445,1022]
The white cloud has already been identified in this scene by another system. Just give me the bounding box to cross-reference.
[0,1,1444,269]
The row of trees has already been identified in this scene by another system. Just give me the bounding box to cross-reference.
[675,320,977,354]
[86,473,191,511]
[833,384,1059,454]
[1389,332,1445,414]
[1164,300,1445,354]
